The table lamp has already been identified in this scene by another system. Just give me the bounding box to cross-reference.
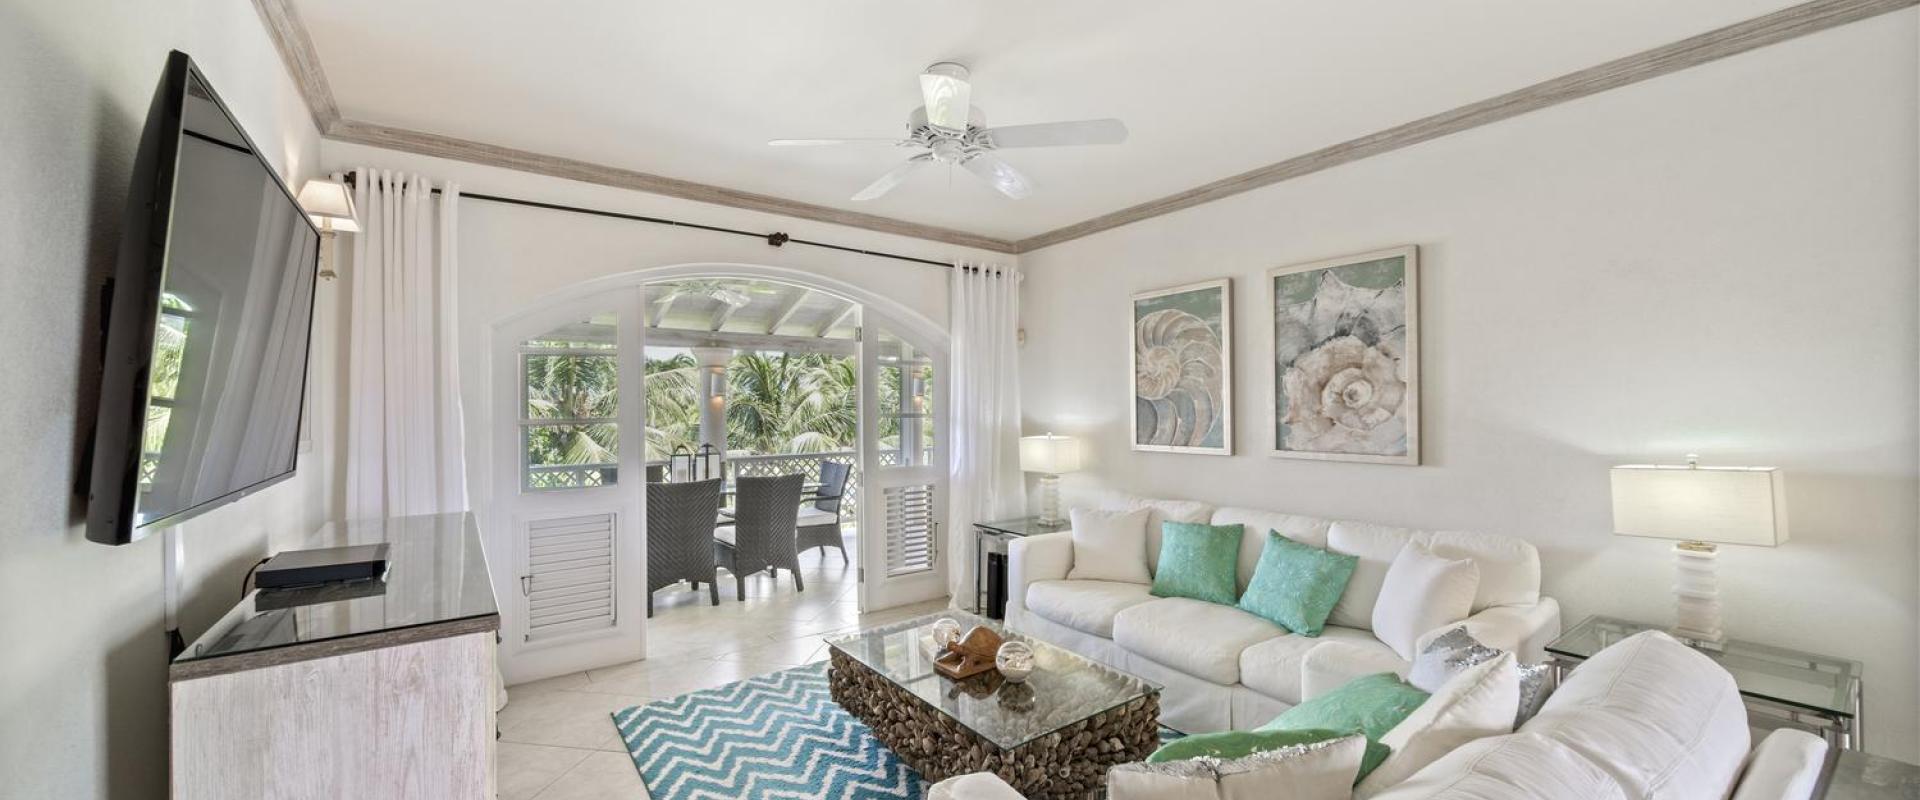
[1610,455,1788,648]
[296,178,360,280]
[1020,434,1081,526]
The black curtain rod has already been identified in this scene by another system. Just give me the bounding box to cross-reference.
[341,170,987,271]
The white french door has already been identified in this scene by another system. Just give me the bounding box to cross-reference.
[490,292,648,682]
[857,322,949,611]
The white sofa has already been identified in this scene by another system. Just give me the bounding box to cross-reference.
[930,631,1832,800]
[1005,494,1562,733]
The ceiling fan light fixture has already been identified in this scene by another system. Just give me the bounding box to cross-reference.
[919,61,972,132]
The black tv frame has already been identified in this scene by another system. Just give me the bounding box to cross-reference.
[85,51,322,545]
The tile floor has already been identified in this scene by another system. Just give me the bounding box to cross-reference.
[496,537,951,799]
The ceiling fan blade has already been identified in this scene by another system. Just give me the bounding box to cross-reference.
[961,153,1032,200]
[983,118,1129,148]
[768,138,905,146]
[920,62,972,132]
[851,155,932,201]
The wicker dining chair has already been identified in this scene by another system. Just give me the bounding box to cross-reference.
[794,461,851,565]
[714,473,805,598]
[645,477,724,617]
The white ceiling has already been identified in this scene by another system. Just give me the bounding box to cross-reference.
[296,0,1795,241]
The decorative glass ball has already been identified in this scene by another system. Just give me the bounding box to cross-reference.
[930,618,963,650]
[996,640,1036,683]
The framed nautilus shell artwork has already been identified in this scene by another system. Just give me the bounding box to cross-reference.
[1268,246,1420,465]
[1131,279,1233,455]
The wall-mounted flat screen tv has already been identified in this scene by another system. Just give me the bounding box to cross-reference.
[86,51,321,545]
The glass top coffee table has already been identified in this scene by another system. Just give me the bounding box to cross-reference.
[1547,615,1864,751]
[825,611,1160,798]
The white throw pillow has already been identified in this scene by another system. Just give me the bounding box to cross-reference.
[1354,652,1520,798]
[1324,521,1415,630]
[1067,507,1153,584]
[1371,542,1480,660]
[1107,734,1368,800]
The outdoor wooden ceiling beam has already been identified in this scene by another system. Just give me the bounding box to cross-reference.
[767,289,811,335]
[817,302,858,338]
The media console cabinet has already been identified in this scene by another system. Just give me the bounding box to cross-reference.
[168,512,499,799]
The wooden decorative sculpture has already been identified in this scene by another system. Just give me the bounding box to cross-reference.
[932,625,1004,680]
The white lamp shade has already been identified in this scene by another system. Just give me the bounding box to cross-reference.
[1610,465,1788,547]
[297,178,360,233]
[1020,434,1081,475]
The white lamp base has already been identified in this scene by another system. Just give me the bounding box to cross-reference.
[1036,473,1064,526]
[1672,541,1726,648]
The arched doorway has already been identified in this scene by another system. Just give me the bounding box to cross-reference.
[488,264,949,678]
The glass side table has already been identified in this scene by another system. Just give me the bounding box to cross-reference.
[1546,615,1864,752]
[972,517,1069,619]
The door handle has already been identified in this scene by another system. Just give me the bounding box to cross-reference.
[520,575,531,596]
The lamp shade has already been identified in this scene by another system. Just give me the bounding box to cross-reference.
[1610,464,1788,547]
[297,178,360,233]
[1020,434,1081,475]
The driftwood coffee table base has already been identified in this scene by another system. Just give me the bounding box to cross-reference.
[829,650,1160,799]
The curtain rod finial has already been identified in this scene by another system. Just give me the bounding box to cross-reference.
[766,232,790,247]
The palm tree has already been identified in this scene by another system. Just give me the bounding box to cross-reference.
[725,352,858,455]
[643,353,701,460]
[524,353,619,471]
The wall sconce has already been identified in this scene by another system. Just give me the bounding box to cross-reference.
[297,178,359,280]
[706,367,726,402]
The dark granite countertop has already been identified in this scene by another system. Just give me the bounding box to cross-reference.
[170,512,498,680]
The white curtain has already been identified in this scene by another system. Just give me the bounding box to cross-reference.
[945,262,1027,604]
[345,169,469,519]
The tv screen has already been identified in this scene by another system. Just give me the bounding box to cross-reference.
[86,52,320,545]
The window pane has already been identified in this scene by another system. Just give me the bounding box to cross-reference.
[521,313,618,491]
[524,424,619,491]
[523,354,618,420]
[876,332,935,468]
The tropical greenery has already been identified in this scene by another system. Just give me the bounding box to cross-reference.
[524,343,933,471]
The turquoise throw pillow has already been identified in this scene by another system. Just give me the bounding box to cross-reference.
[1259,672,1428,781]
[1145,727,1352,763]
[1237,532,1358,635]
[1150,522,1243,605]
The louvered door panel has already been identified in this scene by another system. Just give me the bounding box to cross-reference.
[524,512,616,642]
[882,484,936,577]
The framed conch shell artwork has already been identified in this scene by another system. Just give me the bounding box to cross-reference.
[1131,279,1232,455]
[1268,246,1420,465]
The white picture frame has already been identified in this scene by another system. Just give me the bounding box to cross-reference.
[1130,278,1233,455]
[1266,246,1419,465]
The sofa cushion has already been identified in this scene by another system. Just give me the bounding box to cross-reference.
[1521,630,1749,800]
[1152,521,1245,606]
[1362,733,1627,800]
[1356,652,1518,796]
[1300,638,1414,702]
[1423,530,1541,612]
[1025,579,1156,638]
[1237,532,1357,636]
[1114,598,1285,684]
[1067,507,1153,584]
[1325,521,1416,631]
[1210,507,1334,589]
[1372,542,1480,660]
[1240,626,1392,705]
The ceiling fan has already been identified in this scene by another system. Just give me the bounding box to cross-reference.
[769,62,1128,201]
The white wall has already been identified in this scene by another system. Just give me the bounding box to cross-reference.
[319,140,1007,678]
[1020,12,1920,758]
[0,2,338,797]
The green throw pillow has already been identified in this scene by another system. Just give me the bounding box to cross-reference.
[1236,532,1358,635]
[1150,522,1243,605]
[1145,727,1352,763]
[1259,672,1428,781]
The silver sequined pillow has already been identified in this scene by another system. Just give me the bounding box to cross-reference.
[1407,626,1554,727]
[1107,735,1368,800]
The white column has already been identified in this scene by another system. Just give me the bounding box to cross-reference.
[692,347,731,458]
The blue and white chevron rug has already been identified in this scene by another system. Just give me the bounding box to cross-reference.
[611,662,925,800]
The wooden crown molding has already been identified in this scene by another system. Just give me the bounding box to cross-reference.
[257,0,1913,257]
[1015,0,1918,252]
[251,0,339,133]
